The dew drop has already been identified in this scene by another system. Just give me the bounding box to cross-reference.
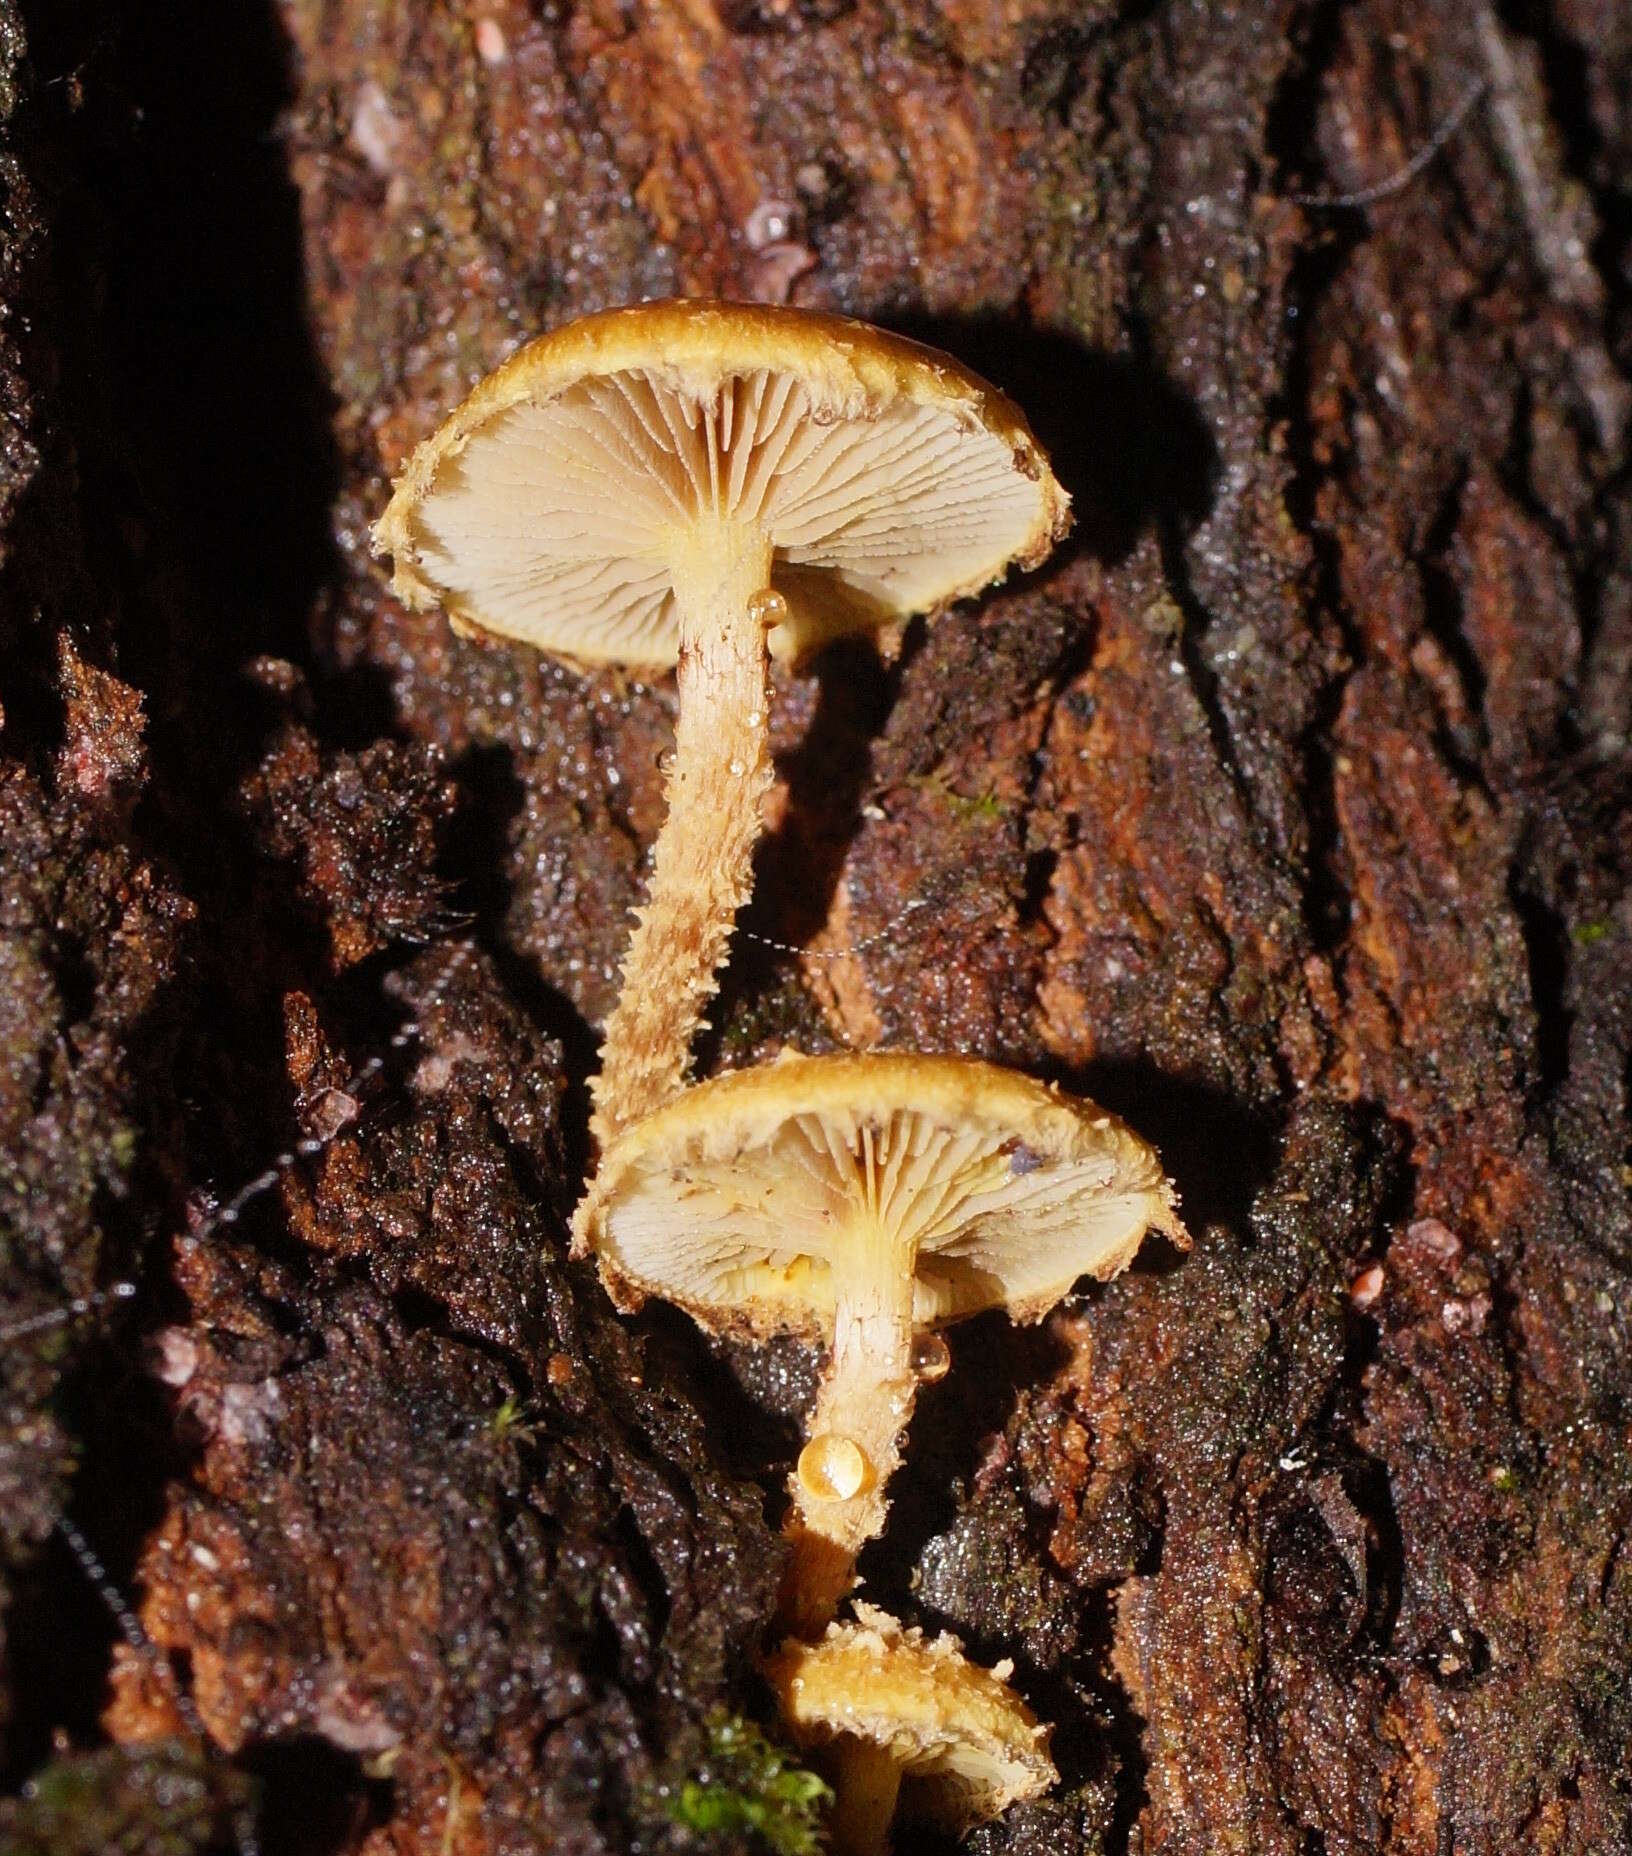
[728,758,746,777]
[798,1433,868,1502]
[749,588,789,631]
[911,1333,951,1384]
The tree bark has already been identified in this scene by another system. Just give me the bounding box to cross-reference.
[2,1,1629,1853]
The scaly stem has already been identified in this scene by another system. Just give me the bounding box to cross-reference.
[826,1738,904,1856]
[781,1216,919,1634]
[589,522,775,1147]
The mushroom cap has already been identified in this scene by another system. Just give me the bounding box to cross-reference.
[372,300,1070,668]
[763,1603,1057,1834]
[571,1050,1185,1342]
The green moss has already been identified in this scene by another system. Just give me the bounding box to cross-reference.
[486,1393,537,1442]
[908,767,1008,826]
[0,1741,252,1856]
[663,1714,830,1855]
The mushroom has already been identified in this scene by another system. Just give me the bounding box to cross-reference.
[572,1050,1184,1631]
[373,301,1068,1146]
[762,1602,1056,1855]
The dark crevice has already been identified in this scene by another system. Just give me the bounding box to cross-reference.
[8,0,348,1820]
[1511,882,1573,1106]
[1100,1587,1153,1856]
[1576,463,1632,749]
[1100,300,1255,827]
[1020,20,1101,124]
[1265,0,1360,203]
[240,1735,382,1856]
[1264,0,1375,960]
[1491,373,1605,763]
[1019,845,1059,928]
[1316,1108,1413,1653]
[1496,0,1632,336]
[1412,465,1503,798]
[1340,1443,1406,1655]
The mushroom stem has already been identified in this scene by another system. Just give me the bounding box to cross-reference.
[826,1737,904,1856]
[589,521,777,1147]
[782,1215,919,1633]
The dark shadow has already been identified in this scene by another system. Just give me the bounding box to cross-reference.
[0,1327,189,1787]
[1042,1058,1283,1240]
[439,738,601,1178]
[637,1300,806,1486]
[22,0,338,655]
[0,1530,118,1784]
[856,1307,1071,1601]
[701,631,897,1063]
[882,313,1218,568]
[18,0,351,1142]
[9,0,361,1815]
[240,1734,382,1856]
[20,0,340,858]
[759,632,895,943]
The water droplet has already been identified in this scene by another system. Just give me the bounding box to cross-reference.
[728,758,746,777]
[798,1433,868,1502]
[744,199,796,249]
[749,588,789,630]
[655,747,677,777]
[911,1333,951,1384]
[746,711,763,729]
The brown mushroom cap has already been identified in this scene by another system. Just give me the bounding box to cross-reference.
[571,1049,1185,1338]
[375,302,1071,1149]
[574,1048,1184,1631]
[372,298,1069,668]
[763,1603,1056,1843]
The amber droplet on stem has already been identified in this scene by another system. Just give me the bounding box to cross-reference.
[911,1333,951,1384]
[799,1432,869,1502]
[748,587,790,631]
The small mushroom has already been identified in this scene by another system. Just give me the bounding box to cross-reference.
[373,301,1068,1146]
[762,1602,1056,1855]
[572,1050,1184,1630]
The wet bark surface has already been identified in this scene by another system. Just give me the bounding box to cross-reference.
[1,1,1629,1852]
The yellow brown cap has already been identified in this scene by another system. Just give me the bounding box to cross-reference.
[372,299,1070,668]
[763,1603,1057,1839]
[572,1049,1186,1341]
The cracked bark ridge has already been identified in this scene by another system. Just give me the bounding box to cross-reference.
[111,946,782,1855]
[242,698,461,970]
